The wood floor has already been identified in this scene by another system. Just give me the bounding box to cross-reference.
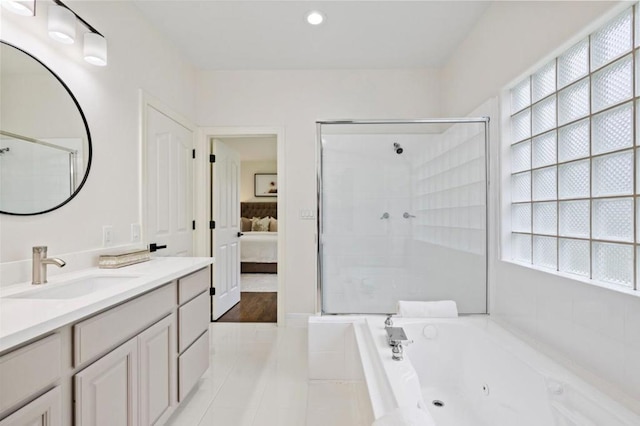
[216,292,277,323]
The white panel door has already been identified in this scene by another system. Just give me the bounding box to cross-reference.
[146,106,193,257]
[138,314,176,426]
[210,139,241,320]
[74,338,138,426]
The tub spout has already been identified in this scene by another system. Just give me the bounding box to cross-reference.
[385,314,394,327]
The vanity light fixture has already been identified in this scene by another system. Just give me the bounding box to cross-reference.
[83,32,107,66]
[47,1,108,66]
[48,4,76,44]
[0,0,35,16]
[306,11,324,26]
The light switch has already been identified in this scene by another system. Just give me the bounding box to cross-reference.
[103,225,113,247]
[299,209,316,220]
[131,223,141,242]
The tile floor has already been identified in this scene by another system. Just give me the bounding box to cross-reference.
[167,323,372,426]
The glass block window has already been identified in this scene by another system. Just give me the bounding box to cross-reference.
[508,6,639,291]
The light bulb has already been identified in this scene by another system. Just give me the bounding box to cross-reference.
[0,0,35,16]
[306,11,324,26]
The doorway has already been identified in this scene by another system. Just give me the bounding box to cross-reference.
[195,127,285,325]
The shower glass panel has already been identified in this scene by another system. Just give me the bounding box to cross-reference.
[318,119,488,314]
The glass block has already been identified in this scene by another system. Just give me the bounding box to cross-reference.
[558,160,589,199]
[558,39,589,88]
[532,61,556,102]
[559,200,590,238]
[592,242,633,287]
[532,95,556,136]
[593,198,634,242]
[592,55,633,112]
[592,150,634,197]
[592,102,633,155]
[533,236,557,270]
[533,167,556,201]
[637,153,640,194]
[533,202,557,235]
[558,119,590,162]
[559,238,590,277]
[511,78,531,113]
[532,131,556,168]
[512,233,531,263]
[511,203,531,233]
[591,9,633,70]
[512,172,531,203]
[558,78,589,126]
[511,141,531,173]
[511,108,531,143]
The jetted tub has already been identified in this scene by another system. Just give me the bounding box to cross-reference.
[354,316,640,426]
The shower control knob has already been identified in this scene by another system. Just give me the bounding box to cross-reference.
[380,212,390,219]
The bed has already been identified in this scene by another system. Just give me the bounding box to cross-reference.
[240,202,278,273]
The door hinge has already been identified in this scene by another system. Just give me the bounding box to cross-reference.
[192,220,196,230]
[209,220,215,229]
[192,149,196,159]
[209,287,216,296]
[209,154,215,163]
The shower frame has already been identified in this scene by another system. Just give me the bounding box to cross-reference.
[315,118,491,315]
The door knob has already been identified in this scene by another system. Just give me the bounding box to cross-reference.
[149,243,167,252]
[237,232,244,237]
[380,212,390,219]
[403,212,416,219]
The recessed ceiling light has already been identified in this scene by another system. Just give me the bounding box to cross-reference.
[306,11,324,26]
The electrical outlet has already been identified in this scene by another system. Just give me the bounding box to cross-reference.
[131,223,141,242]
[103,225,113,247]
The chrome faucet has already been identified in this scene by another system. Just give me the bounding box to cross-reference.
[32,246,66,285]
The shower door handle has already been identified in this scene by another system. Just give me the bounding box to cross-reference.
[403,212,416,219]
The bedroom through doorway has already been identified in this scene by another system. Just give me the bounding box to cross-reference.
[211,135,279,323]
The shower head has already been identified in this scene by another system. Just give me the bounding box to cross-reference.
[393,142,403,155]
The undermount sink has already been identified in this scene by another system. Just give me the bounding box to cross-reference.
[6,275,140,300]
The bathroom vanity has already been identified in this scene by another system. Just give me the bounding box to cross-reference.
[0,257,213,425]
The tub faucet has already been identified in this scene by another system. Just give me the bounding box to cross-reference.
[392,343,404,361]
[32,246,66,285]
[385,314,393,327]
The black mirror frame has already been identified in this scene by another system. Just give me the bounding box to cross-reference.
[0,41,93,216]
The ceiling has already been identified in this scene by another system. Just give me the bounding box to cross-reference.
[132,1,491,70]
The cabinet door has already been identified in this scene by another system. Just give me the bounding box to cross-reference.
[0,386,61,426]
[75,338,138,426]
[138,314,176,426]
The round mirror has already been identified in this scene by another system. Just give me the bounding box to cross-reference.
[0,41,92,215]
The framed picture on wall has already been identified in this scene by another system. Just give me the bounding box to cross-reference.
[255,173,277,197]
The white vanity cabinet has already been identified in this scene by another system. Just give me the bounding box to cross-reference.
[0,387,62,426]
[0,265,211,426]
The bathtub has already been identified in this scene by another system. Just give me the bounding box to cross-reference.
[354,316,640,426]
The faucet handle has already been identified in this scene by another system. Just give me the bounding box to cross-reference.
[33,246,47,254]
[392,343,404,361]
[384,314,394,327]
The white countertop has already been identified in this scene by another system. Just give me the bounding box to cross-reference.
[0,256,214,354]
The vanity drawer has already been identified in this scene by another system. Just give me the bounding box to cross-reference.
[74,283,176,366]
[178,330,209,402]
[178,290,209,352]
[0,334,61,415]
[178,267,209,305]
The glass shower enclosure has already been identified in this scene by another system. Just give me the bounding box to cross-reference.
[317,119,489,314]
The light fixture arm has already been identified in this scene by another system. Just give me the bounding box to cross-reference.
[52,0,103,37]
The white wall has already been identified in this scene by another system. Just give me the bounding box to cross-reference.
[0,1,196,280]
[440,1,620,117]
[441,0,640,406]
[239,161,277,203]
[196,69,441,315]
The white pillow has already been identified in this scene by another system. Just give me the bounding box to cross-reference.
[251,216,270,232]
